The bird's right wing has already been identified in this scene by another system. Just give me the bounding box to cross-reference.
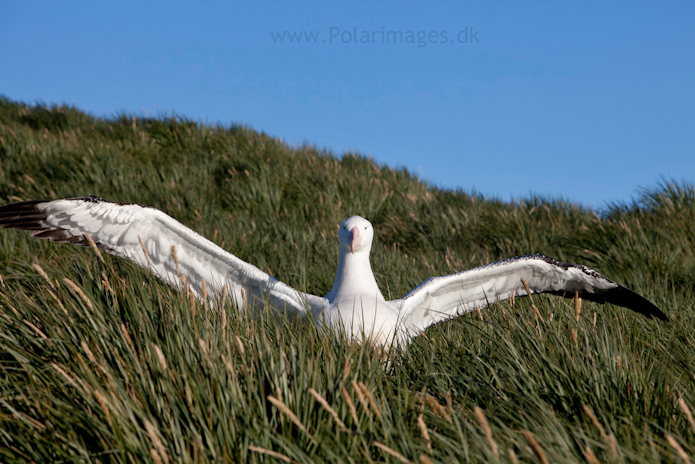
[0,197,327,314]
[391,254,667,334]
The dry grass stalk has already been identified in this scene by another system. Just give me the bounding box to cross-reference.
[51,363,82,393]
[189,290,196,318]
[507,448,520,464]
[171,245,180,278]
[425,394,452,423]
[201,279,208,311]
[83,233,104,264]
[572,328,578,347]
[616,356,622,372]
[352,380,370,415]
[152,343,168,372]
[9,408,45,432]
[144,420,170,464]
[93,389,113,427]
[342,357,352,383]
[666,434,690,464]
[2,297,20,317]
[138,236,154,269]
[520,278,545,322]
[532,304,545,323]
[248,445,292,463]
[308,388,347,430]
[521,430,549,464]
[583,405,609,440]
[574,292,581,322]
[415,388,426,413]
[62,278,94,311]
[220,284,227,309]
[608,433,619,461]
[46,288,68,315]
[180,274,188,296]
[417,329,430,341]
[150,448,164,464]
[419,454,435,464]
[520,277,533,300]
[81,341,96,364]
[373,441,412,464]
[235,336,245,356]
[121,323,135,352]
[341,385,359,424]
[474,406,499,457]
[583,447,600,464]
[417,414,432,453]
[593,311,597,328]
[359,382,383,422]
[199,339,211,368]
[183,378,194,412]
[678,397,695,433]
[24,319,47,338]
[32,263,55,289]
[101,277,113,293]
[267,395,311,438]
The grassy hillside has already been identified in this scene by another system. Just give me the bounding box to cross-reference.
[0,96,693,463]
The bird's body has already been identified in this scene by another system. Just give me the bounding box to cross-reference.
[0,196,668,347]
[321,216,402,345]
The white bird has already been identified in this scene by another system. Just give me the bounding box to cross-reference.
[0,196,668,346]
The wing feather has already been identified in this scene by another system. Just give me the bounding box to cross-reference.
[392,254,667,333]
[0,197,326,314]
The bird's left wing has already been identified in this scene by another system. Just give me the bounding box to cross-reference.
[0,197,327,314]
[390,254,667,334]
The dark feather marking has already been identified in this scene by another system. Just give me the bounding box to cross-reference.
[496,255,667,320]
[482,253,612,282]
[0,214,46,223]
[3,223,46,231]
[0,196,128,257]
[547,285,668,321]
[32,229,70,240]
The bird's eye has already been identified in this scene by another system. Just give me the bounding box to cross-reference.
[364,226,368,230]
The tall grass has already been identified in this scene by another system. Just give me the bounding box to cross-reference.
[0,96,693,463]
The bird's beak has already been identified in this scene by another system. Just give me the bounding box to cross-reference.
[349,227,361,254]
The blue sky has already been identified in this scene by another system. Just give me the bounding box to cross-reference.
[1,1,693,208]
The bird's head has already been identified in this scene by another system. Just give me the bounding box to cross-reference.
[338,215,374,256]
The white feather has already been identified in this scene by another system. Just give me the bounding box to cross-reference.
[35,199,326,315]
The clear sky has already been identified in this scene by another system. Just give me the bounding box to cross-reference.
[1,1,693,208]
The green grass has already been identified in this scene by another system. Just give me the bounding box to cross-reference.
[0,96,693,463]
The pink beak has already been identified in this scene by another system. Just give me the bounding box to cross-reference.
[349,227,361,254]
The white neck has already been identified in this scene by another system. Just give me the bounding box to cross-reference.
[325,249,385,303]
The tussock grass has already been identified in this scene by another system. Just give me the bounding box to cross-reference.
[0,96,693,462]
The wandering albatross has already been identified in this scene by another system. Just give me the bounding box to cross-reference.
[0,196,668,346]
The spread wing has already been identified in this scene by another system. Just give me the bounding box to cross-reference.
[0,196,327,314]
[391,254,668,333]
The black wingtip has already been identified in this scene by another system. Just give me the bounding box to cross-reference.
[603,285,670,322]
[0,200,47,229]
